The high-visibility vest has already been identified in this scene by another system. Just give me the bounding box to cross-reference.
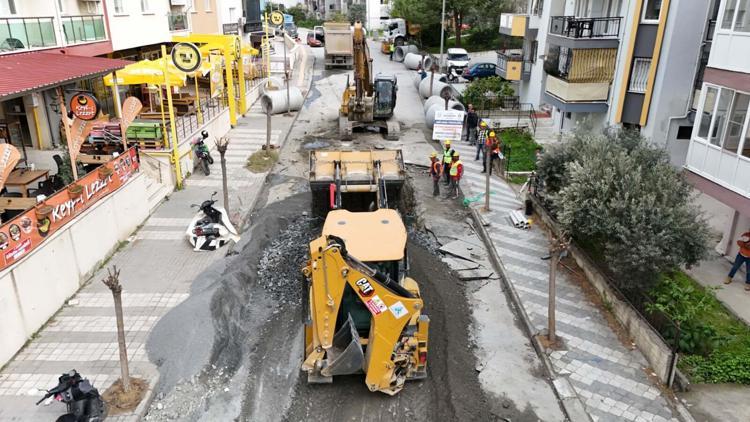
[443,148,453,164]
[485,136,495,147]
[431,161,441,175]
[450,160,462,176]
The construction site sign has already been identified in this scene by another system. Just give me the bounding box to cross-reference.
[432,110,464,141]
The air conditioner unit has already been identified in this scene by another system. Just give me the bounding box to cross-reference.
[170,0,187,5]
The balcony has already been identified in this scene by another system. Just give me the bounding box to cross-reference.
[61,15,107,45]
[0,17,57,53]
[499,14,527,37]
[548,16,621,48]
[542,46,616,112]
[497,51,530,81]
[168,13,189,32]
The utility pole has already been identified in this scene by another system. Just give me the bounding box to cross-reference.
[215,137,230,211]
[265,106,272,157]
[283,27,291,116]
[545,236,569,343]
[484,142,491,211]
[102,266,130,392]
[438,0,447,73]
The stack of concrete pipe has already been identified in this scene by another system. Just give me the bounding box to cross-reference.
[393,44,419,62]
[418,77,454,99]
[413,73,447,89]
[261,87,304,115]
[403,53,433,71]
[424,101,466,129]
[423,95,445,113]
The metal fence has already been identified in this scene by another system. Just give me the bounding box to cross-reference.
[61,15,106,45]
[476,95,538,134]
[549,16,621,38]
[172,94,228,143]
[0,16,56,51]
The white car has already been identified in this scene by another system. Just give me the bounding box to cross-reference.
[446,48,470,81]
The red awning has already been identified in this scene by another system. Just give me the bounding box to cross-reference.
[0,52,132,100]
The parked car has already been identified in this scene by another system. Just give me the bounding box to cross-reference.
[464,62,499,81]
[275,22,299,39]
[307,31,322,47]
[446,48,470,81]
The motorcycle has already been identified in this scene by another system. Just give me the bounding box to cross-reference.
[186,191,240,251]
[35,370,105,422]
[192,130,214,176]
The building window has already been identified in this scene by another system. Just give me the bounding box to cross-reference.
[628,58,651,93]
[698,87,718,140]
[0,0,16,15]
[734,0,750,32]
[114,0,125,14]
[724,92,749,153]
[205,0,211,11]
[722,0,737,29]
[140,0,150,13]
[575,0,590,17]
[530,41,538,63]
[642,0,662,23]
[710,88,733,146]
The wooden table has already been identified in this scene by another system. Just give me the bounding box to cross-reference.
[77,154,112,165]
[5,169,49,197]
[0,197,36,212]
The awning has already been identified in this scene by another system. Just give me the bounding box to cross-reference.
[103,57,211,87]
[0,52,131,100]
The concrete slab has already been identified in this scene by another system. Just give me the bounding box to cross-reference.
[456,268,494,281]
[679,384,750,422]
[439,239,486,262]
[442,257,480,271]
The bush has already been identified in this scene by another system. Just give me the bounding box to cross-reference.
[537,127,710,291]
[681,351,750,384]
[500,129,540,172]
[462,77,514,111]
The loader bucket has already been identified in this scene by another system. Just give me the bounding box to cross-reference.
[321,314,365,377]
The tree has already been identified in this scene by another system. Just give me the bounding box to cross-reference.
[286,5,308,23]
[102,266,130,391]
[349,4,366,24]
[537,128,710,291]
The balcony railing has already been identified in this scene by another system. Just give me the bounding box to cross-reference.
[168,13,189,32]
[549,16,621,38]
[0,17,57,52]
[497,51,531,81]
[61,15,106,45]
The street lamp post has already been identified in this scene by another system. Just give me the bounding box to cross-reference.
[438,0,446,73]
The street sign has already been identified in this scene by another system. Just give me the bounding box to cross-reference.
[222,23,240,35]
[270,11,284,26]
[432,109,464,141]
[171,42,202,73]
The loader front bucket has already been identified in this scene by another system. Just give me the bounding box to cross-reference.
[321,314,365,377]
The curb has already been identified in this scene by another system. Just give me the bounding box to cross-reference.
[111,365,159,421]
[468,207,592,422]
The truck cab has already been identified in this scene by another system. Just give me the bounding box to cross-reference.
[373,74,397,119]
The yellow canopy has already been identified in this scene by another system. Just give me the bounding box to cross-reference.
[103,57,211,87]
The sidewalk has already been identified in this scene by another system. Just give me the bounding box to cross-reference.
[686,253,750,325]
[0,43,312,421]
[449,141,681,422]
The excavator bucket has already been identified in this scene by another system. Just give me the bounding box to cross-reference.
[321,314,365,377]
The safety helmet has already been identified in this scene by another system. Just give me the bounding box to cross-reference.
[489,131,496,137]
[480,121,488,127]
[201,130,209,139]
[444,140,451,145]
[453,152,460,158]
[430,151,437,158]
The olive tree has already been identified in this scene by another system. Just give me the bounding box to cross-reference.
[537,128,710,291]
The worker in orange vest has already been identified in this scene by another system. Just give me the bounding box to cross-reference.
[482,131,500,174]
[429,151,442,197]
[449,152,463,200]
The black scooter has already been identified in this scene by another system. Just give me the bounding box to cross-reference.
[192,130,214,176]
[36,370,105,422]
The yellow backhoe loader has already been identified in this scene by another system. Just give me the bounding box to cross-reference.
[302,149,429,395]
[339,21,400,141]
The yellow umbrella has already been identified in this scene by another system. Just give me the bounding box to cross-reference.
[104,58,187,87]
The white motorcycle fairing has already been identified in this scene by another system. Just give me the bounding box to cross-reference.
[186,205,240,251]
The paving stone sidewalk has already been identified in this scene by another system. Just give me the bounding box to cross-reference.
[0,43,312,422]
[450,141,680,422]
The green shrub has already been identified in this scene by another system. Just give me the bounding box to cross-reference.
[681,351,750,384]
[500,129,540,172]
[462,77,514,111]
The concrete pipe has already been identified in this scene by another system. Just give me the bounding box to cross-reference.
[419,77,453,99]
[423,95,444,113]
[425,101,466,129]
[413,73,448,89]
[421,55,434,70]
[260,77,285,95]
[403,53,424,70]
[393,44,419,62]
[261,87,304,115]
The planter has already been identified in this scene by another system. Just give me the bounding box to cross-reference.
[35,204,53,221]
[67,183,83,198]
[98,166,113,180]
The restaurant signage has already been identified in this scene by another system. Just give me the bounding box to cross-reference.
[69,92,100,121]
[0,148,140,270]
[210,54,224,98]
[223,23,239,35]
[121,97,143,132]
[70,116,106,161]
[0,144,20,191]
[171,42,202,73]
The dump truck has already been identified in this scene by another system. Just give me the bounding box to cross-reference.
[323,22,354,69]
[385,18,421,47]
[302,149,429,395]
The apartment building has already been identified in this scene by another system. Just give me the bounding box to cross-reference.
[499,0,717,165]
[684,0,750,259]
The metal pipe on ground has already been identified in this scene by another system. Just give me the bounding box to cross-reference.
[261,88,304,115]
[393,45,418,62]
[425,101,465,128]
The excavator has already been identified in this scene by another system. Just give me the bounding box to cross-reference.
[302,149,429,395]
[339,21,400,141]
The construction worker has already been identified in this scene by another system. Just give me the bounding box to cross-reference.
[482,131,500,174]
[464,104,478,144]
[449,153,464,200]
[442,140,454,185]
[389,42,395,61]
[429,151,442,196]
[475,120,489,161]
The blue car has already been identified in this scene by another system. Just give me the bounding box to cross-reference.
[464,63,498,81]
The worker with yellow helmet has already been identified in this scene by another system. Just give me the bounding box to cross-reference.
[483,130,502,175]
[441,140,455,185]
[449,152,464,200]
[429,151,442,197]
[475,120,490,161]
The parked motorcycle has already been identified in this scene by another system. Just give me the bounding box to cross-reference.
[35,370,105,422]
[192,130,214,176]
[186,191,239,251]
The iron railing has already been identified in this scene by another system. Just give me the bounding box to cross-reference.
[61,15,106,44]
[0,16,56,52]
[168,13,189,32]
[172,95,228,143]
[476,95,537,135]
[549,16,622,38]
[497,51,532,80]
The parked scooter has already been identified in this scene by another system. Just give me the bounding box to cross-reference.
[186,191,239,251]
[35,370,105,422]
[192,130,214,176]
